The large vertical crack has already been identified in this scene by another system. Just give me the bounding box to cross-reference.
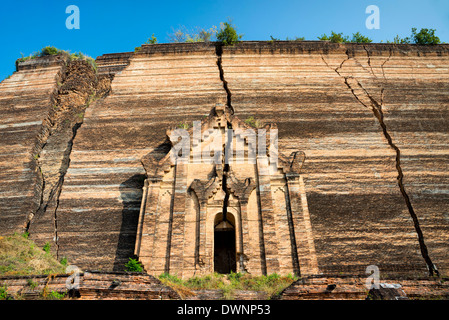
[222,122,233,223]
[27,58,112,257]
[215,44,234,114]
[215,43,269,274]
[215,43,239,271]
[360,86,439,277]
[322,53,439,277]
[215,42,235,223]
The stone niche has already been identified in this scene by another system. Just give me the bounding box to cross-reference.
[134,103,319,278]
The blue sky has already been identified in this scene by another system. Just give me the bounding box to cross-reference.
[1,0,448,80]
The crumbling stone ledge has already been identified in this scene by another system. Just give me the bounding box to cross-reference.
[0,271,180,300]
[274,274,449,300]
[1,273,447,300]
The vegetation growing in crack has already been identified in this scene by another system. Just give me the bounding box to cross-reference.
[42,242,51,253]
[216,20,243,46]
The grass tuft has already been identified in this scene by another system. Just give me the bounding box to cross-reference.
[0,233,66,276]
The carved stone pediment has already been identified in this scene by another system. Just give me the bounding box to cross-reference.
[189,165,223,203]
[279,151,306,176]
[226,169,256,205]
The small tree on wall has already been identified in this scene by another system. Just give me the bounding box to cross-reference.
[411,28,440,45]
[386,28,441,44]
[216,20,243,46]
[318,31,349,43]
[351,32,373,43]
[145,34,158,44]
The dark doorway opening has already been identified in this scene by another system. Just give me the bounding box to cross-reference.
[214,213,236,274]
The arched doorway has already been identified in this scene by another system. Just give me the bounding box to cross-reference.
[214,213,236,274]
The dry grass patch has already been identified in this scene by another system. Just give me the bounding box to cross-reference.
[0,233,65,276]
[159,272,298,300]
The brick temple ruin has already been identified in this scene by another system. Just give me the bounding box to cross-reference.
[1,41,448,284]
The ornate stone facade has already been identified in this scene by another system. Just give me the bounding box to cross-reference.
[135,103,319,278]
[2,42,448,278]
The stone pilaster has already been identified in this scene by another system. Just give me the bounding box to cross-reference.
[134,178,149,257]
[256,156,280,274]
[137,176,162,271]
[149,179,174,275]
[285,172,319,276]
[168,163,188,276]
[190,168,222,274]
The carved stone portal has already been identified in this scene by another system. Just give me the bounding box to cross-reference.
[135,103,319,278]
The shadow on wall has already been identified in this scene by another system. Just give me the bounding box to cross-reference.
[113,174,146,271]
